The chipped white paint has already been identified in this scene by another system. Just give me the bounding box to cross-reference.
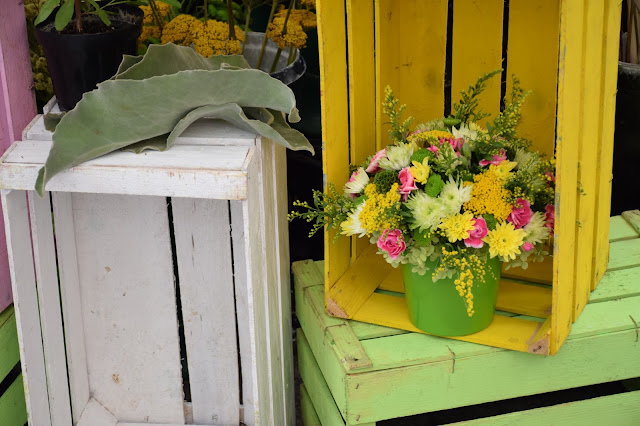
[0,112,293,425]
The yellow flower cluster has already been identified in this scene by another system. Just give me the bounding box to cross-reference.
[484,222,526,261]
[161,14,200,46]
[438,211,475,243]
[191,20,245,57]
[435,248,486,316]
[299,0,316,8]
[140,3,171,26]
[407,130,454,145]
[409,158,430,184]
[463,170,513,221]
[489,160,517,183]
[266,9,316,49]
[359,183,402,235]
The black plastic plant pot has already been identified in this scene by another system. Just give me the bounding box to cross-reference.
[35,5,143,111]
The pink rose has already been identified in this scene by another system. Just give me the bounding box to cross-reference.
[427,145,439,153]
[544,204,555,235]
[464,217,488,248]
[479,150,507,167]
[507,198,533,229]
[522,242,534,252]
[398,167,418,201]
[366,149,387,173]
[377,229,406,259]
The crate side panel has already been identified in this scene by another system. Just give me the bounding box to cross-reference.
[505,0,561,158]
[171,198,240,425]
[0,306,18,383]
[0,374,27,426]
[451,0,503,124]
[573,0,606,321]
[375,0,448,144]
[551,0,585,354]
[300,384,323,426]
[71,193,185,423]
[317,0,352,294]
[593,0,624,289]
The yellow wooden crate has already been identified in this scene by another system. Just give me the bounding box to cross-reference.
[317,0,622,355]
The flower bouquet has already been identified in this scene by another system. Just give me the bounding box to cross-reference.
[289,70,556,336]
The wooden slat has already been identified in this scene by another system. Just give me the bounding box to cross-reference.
[551,0,585,355]
[76,398,117,426]
[325,323,372,371]
[317,0,351,293]
[451,0,503,124]
[592,0,624,289]
[501,254,553,284]
[51,192,90,422]
[0,306,19,383]
[608,239,640,270]
[609,214,640,241]
[505,0,561,158]
[1,189,51,426]
[299,384,322,426]
[327,245,394,319]
[376,0,448,143]
[496,280,552,319]
[28,192,73,426]
[590,266,640,303]
[0,374,27,426]
[622,210,640,234]
[71,193,185,422]
[346,0,376,258]
[171,198,240,425]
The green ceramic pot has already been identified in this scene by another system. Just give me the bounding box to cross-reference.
[402,256,501,336]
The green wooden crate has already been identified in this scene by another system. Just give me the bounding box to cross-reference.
[0,305,27,426]
[294,212,640,425]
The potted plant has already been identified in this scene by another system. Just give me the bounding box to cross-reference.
[289,72,556,336]
[33,0,151,110]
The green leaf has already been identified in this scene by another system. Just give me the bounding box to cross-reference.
[96,9,111,27]
[54,0,75,31]
[156,0,182,8]
[35,44,308,196]
[34,0,60,26]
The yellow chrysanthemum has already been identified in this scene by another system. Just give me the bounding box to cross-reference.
[438,211,476,243]
[483,222,526,261]
[161,14,201,46]
[489,160,517,183]
[358,183,402,235]
[409,158,430,184]
[463,171,512,221]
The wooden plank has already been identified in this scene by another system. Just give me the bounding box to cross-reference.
[51,192,90,422]
[608,239,640,271]
[609,214,640,241]
[270,142,295,424]
[349,320,409,341]
[496,280,552,319]
[0,374,27,426]
[453,390,640,425]
[589,266,640,303]
[0,305,19,382]
[451,0,503,125]
[325,323,372,371]
[71,193,185,423]
[1,189,51,426]
[76,398,117,426]
[327,245,393,319]
[27,192,73,426]
[292,260,324,290]
[316,0,351,293]
[501,254,553,284]
[622,210,640,235]
[506,0,560,158]
[552,0,585,355]
[592,0,624,289]
[299,384,323,426]
[171,198,240,425]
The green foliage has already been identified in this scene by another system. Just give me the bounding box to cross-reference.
[410,148,434,165]
[412,228,431,247]
[481,214,497,231]
[383,85,414,143]
[425,174,444,197]
[374,170,398,194]
[452,69,502,123]
[288,183,354,238]
[490,75,531,140]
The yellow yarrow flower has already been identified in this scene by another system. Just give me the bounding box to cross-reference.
[161,14,201,46]
[409,158,430,184]
[463,171,513,221]
[407,130,454,145]
[489,160,517,183]
[266,9,315,50]
[483,222,526,261]
[438,211,476,243]
[191,20,245,57]
[358,183,402,235]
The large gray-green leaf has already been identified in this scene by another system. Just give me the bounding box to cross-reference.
[36,68,303,196]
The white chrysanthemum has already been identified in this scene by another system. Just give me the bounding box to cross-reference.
[439,178,473,215]
[343,167,369,196]
[523,212,550,245]
[513,148,539,172]
[378,143,413,170]
[406,192,446,232]
[452,123,479,143]
[415,119,446,132]
[340,202,367,237]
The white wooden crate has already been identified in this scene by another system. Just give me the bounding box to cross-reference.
[0,112,294,426]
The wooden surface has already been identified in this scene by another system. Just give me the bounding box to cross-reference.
[0,305,27,426]
[295,213,640,425]
[0,1,37,312]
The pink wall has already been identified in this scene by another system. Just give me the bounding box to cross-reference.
[0,4,37,311]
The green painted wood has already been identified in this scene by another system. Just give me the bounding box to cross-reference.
[298,330,348,426]
[0,306,19,382]
[326,323,372,371]
[589,266,640,303]
[608,239,640,271]
[609,214,639,241]
[349,321,409,341]
[0,374,27,426]
[452,389,640,425]
[293,260,325,289]
[622,210,640,235]
[300,384,323,426]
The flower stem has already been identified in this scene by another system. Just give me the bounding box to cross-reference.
[242,5,251,54]
[204,0,208,22]
[74,0,83,33]
[148,0,164,30]
[227,0,236,40]
[257,0,279,70]
[269,0,295,73]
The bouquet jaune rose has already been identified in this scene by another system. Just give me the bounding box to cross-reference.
[290,71,555,316]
